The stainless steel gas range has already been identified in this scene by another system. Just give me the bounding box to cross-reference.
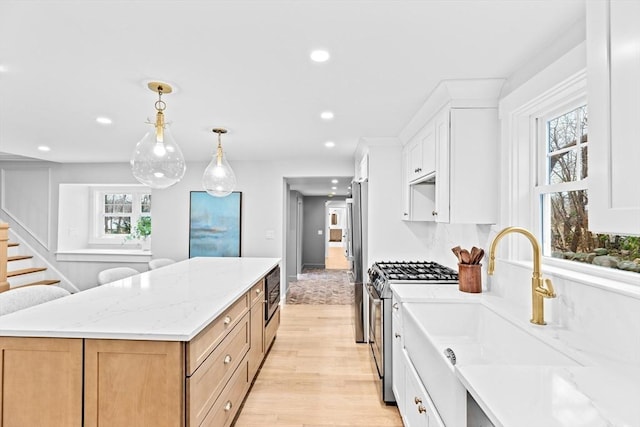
[367,261,458,404]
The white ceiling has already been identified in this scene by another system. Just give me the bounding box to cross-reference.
[0,0,585,194]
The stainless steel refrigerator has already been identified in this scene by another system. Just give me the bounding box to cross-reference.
[346,180,368,343]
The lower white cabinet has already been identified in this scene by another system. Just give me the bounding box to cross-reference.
[402,349,445,427]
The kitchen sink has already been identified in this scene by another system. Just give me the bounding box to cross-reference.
[404,301,579,367]
[401,301,580,427]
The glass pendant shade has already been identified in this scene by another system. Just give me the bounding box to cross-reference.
[131,81,186,189]
[131,123,186,189]
[203,129,236,197]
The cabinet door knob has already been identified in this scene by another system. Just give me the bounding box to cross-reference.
[224,354,232,365]
[418,404,427,414]
[392,303,399,310]
[224,401,233,412]
[256,288,262,294]
[223,316,232,325]
[432,210,438,216]
[395,333,401,338]
[414,396,422,404]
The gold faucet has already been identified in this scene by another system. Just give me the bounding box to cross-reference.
[488,226,556,325]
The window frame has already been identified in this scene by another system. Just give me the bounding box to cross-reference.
[500,67,637,286]
[533,96,589,257]
[88,185,151,245]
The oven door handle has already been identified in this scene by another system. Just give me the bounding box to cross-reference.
[366,284,381,303]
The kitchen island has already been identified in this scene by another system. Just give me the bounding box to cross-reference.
[0,257,280,427]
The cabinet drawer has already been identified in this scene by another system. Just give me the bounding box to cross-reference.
[199,358,249,427]
[187,293,249,375]
[250,279,264,307]
[187,313,250,427]
[264,306,280,350]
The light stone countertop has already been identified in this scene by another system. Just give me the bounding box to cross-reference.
[391,284,640,427]
[0,257,280,341]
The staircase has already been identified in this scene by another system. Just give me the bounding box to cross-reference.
[1,223,61,293]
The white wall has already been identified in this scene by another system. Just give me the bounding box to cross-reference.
[0,157,353,290]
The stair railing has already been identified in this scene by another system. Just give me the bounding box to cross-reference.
[0,222,9,292]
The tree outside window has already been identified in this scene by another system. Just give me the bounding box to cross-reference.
[540,105,639,273]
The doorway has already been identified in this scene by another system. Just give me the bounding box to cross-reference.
[325,200,349,269]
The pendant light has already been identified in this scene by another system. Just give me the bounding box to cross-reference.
[202,128,236,197]
[131,82,186,189]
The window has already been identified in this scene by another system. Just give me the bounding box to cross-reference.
[536,103,639,274]
[90,186,151,244]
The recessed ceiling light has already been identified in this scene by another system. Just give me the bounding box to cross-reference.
[331,186,337,190]
[324,141,335,148]
[331,191,336,195]
[96,116,113,125]
[320,111,334,120]
[347,186,351,190]
[37,145,50,152]
[331,179,338,184]
[310,50,330,63]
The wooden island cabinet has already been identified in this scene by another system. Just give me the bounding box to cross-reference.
[0,257,280,427]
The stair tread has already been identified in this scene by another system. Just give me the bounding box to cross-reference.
[7,267,47,277]
[17,279,61,288]
[8,255,33,262]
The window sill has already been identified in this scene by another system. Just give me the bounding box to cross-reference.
[504,258,640,300]
[56,249,153,263]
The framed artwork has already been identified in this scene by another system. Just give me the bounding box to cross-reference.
[189,191,242,257]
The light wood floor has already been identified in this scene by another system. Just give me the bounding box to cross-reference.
[235,304,403,427]
[325,246,350,270]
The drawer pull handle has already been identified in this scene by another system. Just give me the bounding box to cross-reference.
[224,401,232,412]
[394,333,401,338]
[432,210,438,216]
[418,404,427,414]
[414,396,422,404]
[392,303,399,310]
[224,316,232,325]
[224,354,232,365]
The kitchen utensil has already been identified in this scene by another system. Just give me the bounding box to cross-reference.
[460,249,471,264]
[470,247,480,264]
[474,249,485,264]
[451,246,462,263]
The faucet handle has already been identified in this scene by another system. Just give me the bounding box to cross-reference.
[535,278,556,298]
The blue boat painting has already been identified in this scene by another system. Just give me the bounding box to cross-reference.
[189,191,242,257]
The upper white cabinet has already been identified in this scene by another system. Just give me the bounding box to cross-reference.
[400,79,503,224]
[407,122,436,184]
[587,0,640,236]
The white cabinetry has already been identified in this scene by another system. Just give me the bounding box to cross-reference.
[587,0,640,235]
[400,79,502,223]
[402,146,435,222]
[403,350,445,427]
[391,296,405,418]
[433,107,499,223]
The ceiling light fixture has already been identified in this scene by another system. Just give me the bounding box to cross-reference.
[131,82,186,189]
[96,116,112,125]
[203,128,237,197]
[331,186,337,190]
[324,141,335,148]
[37,145,50,152]
[331,179,338,184]
[320,111,334,120]
[310,50,330,63]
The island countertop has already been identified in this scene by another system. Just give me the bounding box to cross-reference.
[0,257,280,341]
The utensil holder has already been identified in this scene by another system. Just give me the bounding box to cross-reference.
[458,263,482,293]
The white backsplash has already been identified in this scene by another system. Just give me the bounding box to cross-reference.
[486,260,640,370]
